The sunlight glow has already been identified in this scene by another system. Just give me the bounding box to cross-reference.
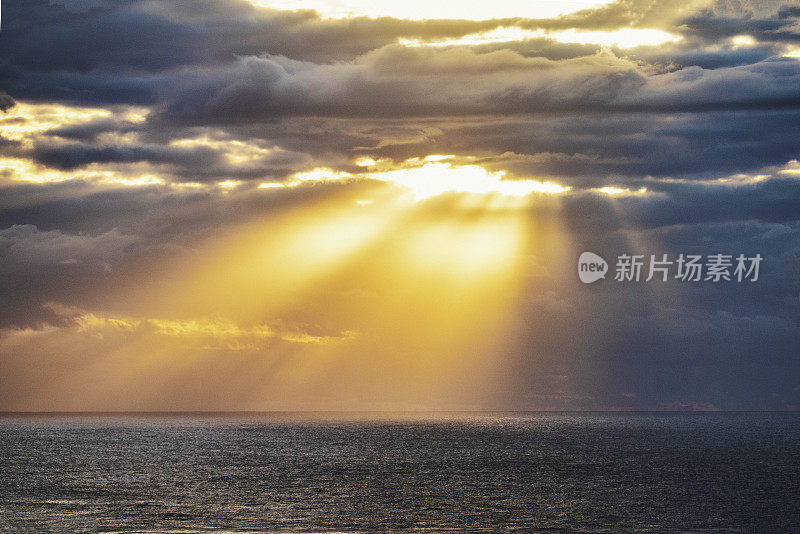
[0,103,111,143]
[550,28,681,48]
[784,47,800,58]
[0,157,121,185]
[399,27,541,47]
[294,168,355,182]
[171,136,281,165]
[778,160,800,174]
[0,102,146,145]
[597,186,649,196]
[731,35,756,47]
[68,308,356,348]
[218,180,242,190]
[400,27,681,49]
[598,186,625,195]
[260,157,570,202]
[401,218,524,281]
[0,157,202,189]
[369,162,569,200]
[249,0,608,20]
[156,180,544,408]
[101,174,165,187]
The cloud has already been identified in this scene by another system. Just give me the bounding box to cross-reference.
[0,224,139,266]
[0,224,143,328]
[0,92,16,113]
[41,301,358,347]
[3,0,800,185]
[680,8,800,44]
[0,0,709,73]
[154,49,800,125]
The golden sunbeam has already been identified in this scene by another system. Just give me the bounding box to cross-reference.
[262,197,537,406]
[62,161,567,409]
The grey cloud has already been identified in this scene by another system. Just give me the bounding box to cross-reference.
[679,9,800,44]
[30,142,223,171]
[0,66,159,105]
[154,49,800,126]
[357,109,800,183]
[0,224,139,266]
[24,137,311,182]
[0,92,16,112]
[3,0,799,134]
[45,118,142,142]
[0,224,142,328]
[560,177,800,233]
[5,0,798,108]
[0,0,622,72]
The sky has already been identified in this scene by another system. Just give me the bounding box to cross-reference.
[0,0,799,411]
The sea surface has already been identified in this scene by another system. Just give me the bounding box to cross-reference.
[0,412,798,533]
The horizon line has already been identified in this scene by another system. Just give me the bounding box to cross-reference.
[1,409,797,415]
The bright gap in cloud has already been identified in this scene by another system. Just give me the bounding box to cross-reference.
[784,47,800,58]
[259,156,570,201]
[366,162,569,200]
[596,186,649,196]
[731,34,757,47]
[249,0,608,20]
[400,27,682,48]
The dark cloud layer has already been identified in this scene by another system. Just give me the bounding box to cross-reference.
[0,92,16,112]
[2,0,800,182]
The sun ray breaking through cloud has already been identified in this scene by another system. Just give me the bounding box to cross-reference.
[1,0,799,412]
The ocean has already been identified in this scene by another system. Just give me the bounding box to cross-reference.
[0,412,798,533]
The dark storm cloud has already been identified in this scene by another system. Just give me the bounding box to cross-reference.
[0,223,139,265]
[0,0,800,140]
[19,107,800,185]
[6,44,800,121]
